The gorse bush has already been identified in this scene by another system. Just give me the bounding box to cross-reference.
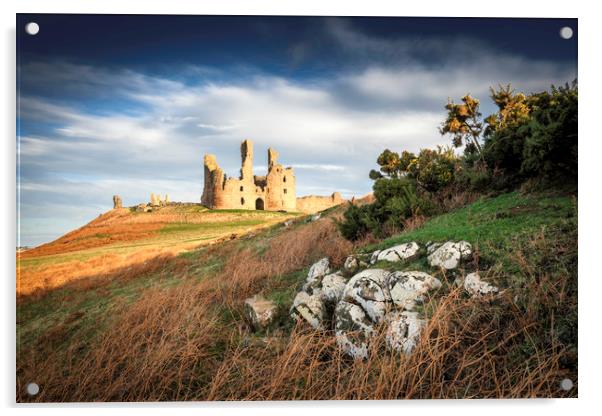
[481,81,577,185]
[520,82,578,180]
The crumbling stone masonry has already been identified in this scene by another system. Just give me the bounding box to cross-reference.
[297,192,344,213]
[202,140,296,211]
[201,140,344,213]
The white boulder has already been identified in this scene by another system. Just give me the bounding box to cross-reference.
[385,311,426,355]
[342,269,391,323]
[387,271,442,311]
[427,241,472,270]
[291,290,326,329]
[375,242,420,263]
[321,271,348,304]
[463,272,499,296]
[244,295,277,330]
[303,257,331,291]
[334,301,375,360]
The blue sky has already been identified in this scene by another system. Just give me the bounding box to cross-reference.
[16,15,577,247]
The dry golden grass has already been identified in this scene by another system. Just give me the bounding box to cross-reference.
[17,205,299,296]
[20,209,163,258]
[16,203,577,401]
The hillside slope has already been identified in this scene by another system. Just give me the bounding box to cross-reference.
[17,191,577,401]
[17,204,300,295]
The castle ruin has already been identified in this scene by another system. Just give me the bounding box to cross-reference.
[201,140,343,213]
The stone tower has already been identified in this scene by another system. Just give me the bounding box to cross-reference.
[240,139,253,180]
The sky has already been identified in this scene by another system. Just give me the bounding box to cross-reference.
[16,14,577,247]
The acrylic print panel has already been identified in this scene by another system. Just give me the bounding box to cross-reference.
[16,14,578,402]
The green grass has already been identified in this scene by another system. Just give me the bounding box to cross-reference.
[368,191,575,253]
[208,208,300,215]
[158,220,266,234]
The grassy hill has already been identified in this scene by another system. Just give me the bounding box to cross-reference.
[17,204,300,296]
[16,190,577,401]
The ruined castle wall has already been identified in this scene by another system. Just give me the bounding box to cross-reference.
[296,192,345,213]
[202,140,326,213]
[201,154,222,208]
[281,167,297,210]
[218,176,266,210]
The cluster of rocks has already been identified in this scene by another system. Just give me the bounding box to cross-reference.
[244,240,500,360]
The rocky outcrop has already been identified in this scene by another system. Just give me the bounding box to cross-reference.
[244,295,277,330]
[334,269,441,358]
[112,195,122,209]
[427,241,472,270]
[463,272,499,296]
[286,240,501,360]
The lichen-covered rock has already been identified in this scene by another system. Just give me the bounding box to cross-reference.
[343,255,360,274]
[426,242,442,255]
[303,258,331,291]
[463,272,499,296]
[321,271,348,304]
[291,290,326,329]
[375,242,420,263]
[387,271,442,310]
[335,301,375,360]
[385,311,426,355]
[427,241,472,270]
[369,250,381,265]
[244,295,277,330]
[342,269,390,323]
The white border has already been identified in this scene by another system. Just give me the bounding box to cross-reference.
[2,1,600,415]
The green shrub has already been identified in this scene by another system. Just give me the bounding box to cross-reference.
[336,203,373,241]
[407,147,459,193]
[337,178,437,240]
[520,82,577,181]
[480,81,577,186]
